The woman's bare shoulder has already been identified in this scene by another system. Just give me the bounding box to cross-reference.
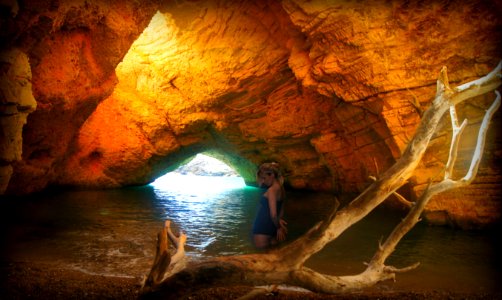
[270,183,282,197]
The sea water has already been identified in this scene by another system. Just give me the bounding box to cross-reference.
[1,174,500,293]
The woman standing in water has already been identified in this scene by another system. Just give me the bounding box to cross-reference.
[252,162,288,249]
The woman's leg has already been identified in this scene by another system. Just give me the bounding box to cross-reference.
[253,234,272,249]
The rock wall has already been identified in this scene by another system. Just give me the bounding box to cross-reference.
[1,0,160,193]
[2,0,501,228]
[0,49,37,194]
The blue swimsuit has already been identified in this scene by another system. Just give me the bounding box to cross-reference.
[252,195,282,236]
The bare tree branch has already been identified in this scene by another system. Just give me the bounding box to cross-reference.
[444,106,468,180]
[143,220,187,290]
[462,90,500,183]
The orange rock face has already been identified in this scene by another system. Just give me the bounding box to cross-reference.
[2,0,501,228]
[3,0,159,193]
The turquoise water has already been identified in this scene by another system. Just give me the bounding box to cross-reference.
[1,174,500,293]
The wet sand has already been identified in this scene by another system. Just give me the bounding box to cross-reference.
[2,261,500,300]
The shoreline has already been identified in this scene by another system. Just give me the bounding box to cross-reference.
[2,261,500,300]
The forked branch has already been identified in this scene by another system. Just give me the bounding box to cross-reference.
[288,65,501,292]
[143,220,186,290]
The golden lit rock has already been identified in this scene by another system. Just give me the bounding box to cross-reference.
[0,48,36,193]
[4,0,159,194]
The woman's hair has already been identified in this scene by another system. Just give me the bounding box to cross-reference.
[257,162,281,179]
[257,162,286,198]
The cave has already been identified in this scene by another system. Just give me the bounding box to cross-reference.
[1,0,501,298]
[2,0,500,226]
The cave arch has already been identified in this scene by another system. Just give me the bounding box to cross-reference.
[150,149,258,188]
[3,0,499,227]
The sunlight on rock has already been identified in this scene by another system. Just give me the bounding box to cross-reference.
[173,153,240,177]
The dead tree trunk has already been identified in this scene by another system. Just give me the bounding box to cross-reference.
[140,62,501,298]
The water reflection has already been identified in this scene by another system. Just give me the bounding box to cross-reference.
[151,173,257,256]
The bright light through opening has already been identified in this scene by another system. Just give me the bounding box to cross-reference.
[150,154,246,193]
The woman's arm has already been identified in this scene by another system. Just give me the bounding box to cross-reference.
[267,188,280,228]
[267,184,287,242]
[277,188,287,241]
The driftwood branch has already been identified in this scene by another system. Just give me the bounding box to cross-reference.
[141,62,501,298]
[286,64,500,292]
[444,105,468,180]
[143,220,186,290]
[365,89,501,272]
[369,175,413,208]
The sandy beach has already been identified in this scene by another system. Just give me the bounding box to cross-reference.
[2,261,501,300]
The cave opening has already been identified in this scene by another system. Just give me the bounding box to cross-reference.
[148,152,260,256]
[150,153,246,193]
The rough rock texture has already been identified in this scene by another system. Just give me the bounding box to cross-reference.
[2,0,160,194]
[0,48,37,193]
[2,0,501,228]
